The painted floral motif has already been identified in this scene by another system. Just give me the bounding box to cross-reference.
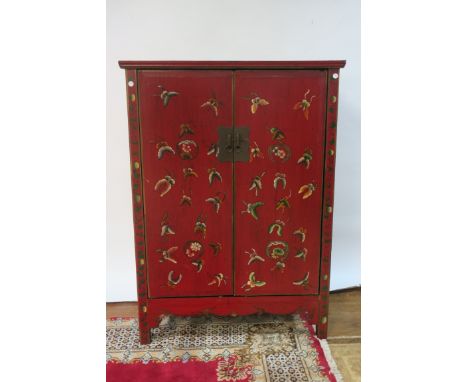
[201,95,220,116]
[205,192,225,214]
[293,227,307,243]
[293,272,310,287]
[297,149,313,169]
[208,168,222,185]
[266,241,289,271]
[273,173,286,190]
[270,127,285,141]
[268,220,285,237]
[295,248,308,261]
[208,273,227,287]
[245,248,265,265]
[167,270,182,287]
[209,242,222,256]
[157,246,178,264]
[156,141,175,159]
[275,191,292,212]
[157,85,179,107]
[179,123,194,137]
[154,175,175,197]
[184,240,203,258]
[249,172,265,196]
[191,259,204,273]
[177,140,199,160]
[207,143,220,157]
[242,272,266,291]
[293,89,316,120]
[241,201,264,220]
[249,142,263,162]
[247,93,269,114]
[298,183,316,199]
[268,143,291,163]
[183,167,198,178]
[160,213,175,236]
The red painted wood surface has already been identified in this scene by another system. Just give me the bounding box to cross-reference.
[233,70,327,296]
[147,295,319,321]
[119,60,346,70]
[138,70,234,298]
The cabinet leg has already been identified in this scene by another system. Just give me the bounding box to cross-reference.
[317,322,328,339]
[139,324,151,345]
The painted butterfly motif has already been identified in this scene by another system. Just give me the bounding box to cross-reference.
[297,149,313,169]
[167,270,182,287]
[241,201,264,220]
[249,142,263,162]
[154,175,175,197]
[293,272,310,287]
[205,192,225,214]
[201,93,221,116]
[245,248,265,265]
[158,247,178,264]
[208,273,227,287]
[270,127,285,141]
[246,93,269,114]
[160,213,175,237]
[242,272,266,291]
[249,171,266,196]
[179,123,194,137]
[157,85,179,107]
[298,183,316,199]
[293,89,316,120]
[156,141,175,159]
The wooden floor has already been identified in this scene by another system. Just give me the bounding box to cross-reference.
[107,289,361,381]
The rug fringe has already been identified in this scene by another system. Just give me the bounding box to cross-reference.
[319,339,344,382]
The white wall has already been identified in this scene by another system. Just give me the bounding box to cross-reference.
[107,0,360,301]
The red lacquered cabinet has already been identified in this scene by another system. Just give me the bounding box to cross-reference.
[119,61,346,344]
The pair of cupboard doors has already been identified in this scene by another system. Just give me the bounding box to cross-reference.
[120,61,345,343]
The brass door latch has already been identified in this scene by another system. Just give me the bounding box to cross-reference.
[217,127,250,162]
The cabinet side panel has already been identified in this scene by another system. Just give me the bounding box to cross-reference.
[317,69,342,338]
[124,69,150,342]
[138,70,234,298]
[234,70,327,296]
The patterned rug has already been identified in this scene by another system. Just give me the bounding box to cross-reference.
[106,314,342,382]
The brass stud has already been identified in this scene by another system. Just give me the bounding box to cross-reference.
[130,94,136,102]
[139,258,145,265]
[128,80,135,87]
[331,96,337,103]
[323,274,328,281]
[321,316,328,324]
[332,73,339,79]
[134,161,140,169]
[329,149,335,156]
[142,306,147,313]
[327,206,333,214]
[135,195,141,203]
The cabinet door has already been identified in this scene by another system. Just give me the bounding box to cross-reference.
[138,70,233,297]
[233,70,327,295]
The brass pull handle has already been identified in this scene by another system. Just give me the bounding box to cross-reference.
[225,133,233,152]
[235,132,242,151]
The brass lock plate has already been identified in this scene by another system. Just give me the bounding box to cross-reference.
[217,127,250,162]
